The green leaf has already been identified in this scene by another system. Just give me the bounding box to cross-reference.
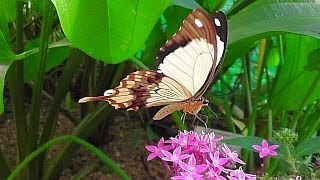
[0,0,16,22]
[140,20,165,68]
[163,6,191,38]
[23,39,71,81]
[65,91,71,111]
[51,0,174,64]
[226,0,320,66]
[0,31,15,114]
[271,34,320,111]
[221,136,265,151]
[304,48,320,72]
[295,137,320,157]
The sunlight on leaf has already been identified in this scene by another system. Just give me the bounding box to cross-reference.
[226,0,320,66]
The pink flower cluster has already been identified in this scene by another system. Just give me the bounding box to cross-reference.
[146,131,256,180]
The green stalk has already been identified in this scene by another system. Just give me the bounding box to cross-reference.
[28,1,54,179]
[131,57,150,70]
[7,1,28,179]
[44,64,126,178]
[0,151,11,179]
[28,0,54,150]
[265,67,273,139]
[38,49,85,173]
[8,135,130,180]
[242,55,253,131]
[221,77,235,133]
[43,104,112,179]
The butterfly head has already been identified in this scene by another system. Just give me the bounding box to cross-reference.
[202,99,209,106]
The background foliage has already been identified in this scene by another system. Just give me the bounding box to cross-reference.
[0,0,319,179]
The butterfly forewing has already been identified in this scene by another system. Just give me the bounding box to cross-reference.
[157,9,228,100]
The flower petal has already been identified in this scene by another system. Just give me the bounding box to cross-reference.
[268,151,278,156]
[178,161,189,171]
[195,164,208,173]
[259,152,267,158]
[268,144,279,151]
[147,153,157,161]
[145,145,157,152]
[252,145,262,151]
[161,149,172,158]
[261,140,269,148]
[173,147,182,156]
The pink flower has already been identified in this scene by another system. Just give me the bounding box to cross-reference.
[145,137,172,161]
[146,131,256,179]
[252,140,279,158]
[161,147,189,163]
[171,171,203,180]
[206,151,228,172]
[179,154,207,174]
[222,144,245,164]
[227,167,257,180]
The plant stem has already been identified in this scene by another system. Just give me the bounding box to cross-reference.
[8,135,131,180]
[7,1,28,179]
[0,151,11,179]
[28,1,54,178]
[131,57,150,70]
[38,49,84,173]
[284,144,297,173]
[28,0,54,150]
[221,77,236,132]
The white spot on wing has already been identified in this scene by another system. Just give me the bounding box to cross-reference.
[215,35,225,67]
[194,18,203,28]
[104,89,115,96]
[214,18,221,27]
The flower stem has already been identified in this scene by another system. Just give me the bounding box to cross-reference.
[284,144,297,173]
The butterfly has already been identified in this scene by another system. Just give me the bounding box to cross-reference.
[79,9,228,121]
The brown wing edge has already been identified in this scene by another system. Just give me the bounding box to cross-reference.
[156,9,215,65]
[193,10,228,100]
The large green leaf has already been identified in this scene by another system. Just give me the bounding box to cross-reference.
[23,39,71,81]
[51,0,172,64]
[0,31,16,114]
[226,0,320,66]
[295,137,320,157]
[271,34,320,111]
[50,0,202,64]
[0,0,16,22]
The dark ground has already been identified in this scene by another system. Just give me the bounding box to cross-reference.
[0,98,169,179]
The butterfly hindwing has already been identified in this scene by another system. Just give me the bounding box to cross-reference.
[79,70,192,111]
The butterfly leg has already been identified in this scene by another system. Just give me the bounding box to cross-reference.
[181,112,187,124]
[195,113,208,130]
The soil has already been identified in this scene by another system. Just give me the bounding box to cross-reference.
[0,98,169,179]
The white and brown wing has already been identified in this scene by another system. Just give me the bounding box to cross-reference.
[79,70,192,111]
[157,9,228,100]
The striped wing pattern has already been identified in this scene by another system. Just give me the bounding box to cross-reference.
[79,70,192,111]
[157,9,227,99]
